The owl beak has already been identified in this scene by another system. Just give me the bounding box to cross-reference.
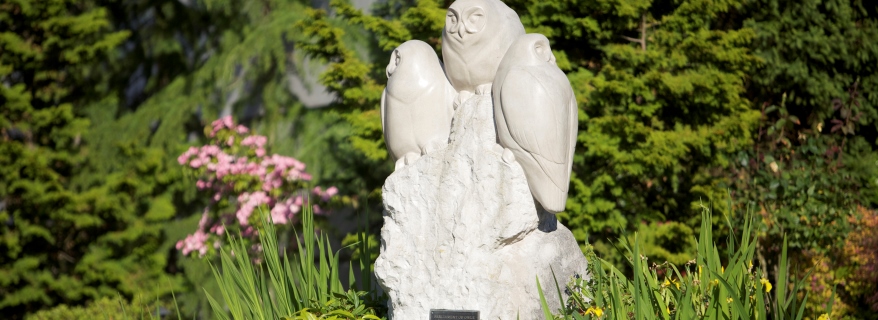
[455,25,464,40]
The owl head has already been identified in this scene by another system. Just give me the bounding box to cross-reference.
[386,40,443,80]
[504,34,557,67]
[441,0,524,92]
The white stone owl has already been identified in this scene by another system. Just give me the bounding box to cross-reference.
[381,40,456,170]
[441,0,525,93]
[493,34,578,213]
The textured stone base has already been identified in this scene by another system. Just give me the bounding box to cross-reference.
[374,93,588,319]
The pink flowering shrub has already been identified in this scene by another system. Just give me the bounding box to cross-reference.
[176,116,339,258]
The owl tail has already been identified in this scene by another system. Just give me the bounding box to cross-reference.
[533,184,568,214]
[522,164,568,213]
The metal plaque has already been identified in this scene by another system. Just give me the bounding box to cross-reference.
[429,309,479,320]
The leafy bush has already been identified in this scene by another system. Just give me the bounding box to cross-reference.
[803,206,878,319]
[26,295,164,320]
[176,116,341,258]
[539,205,828,319]
[728,89,875,256]
[841,207,878,314]
[204,206,384,320]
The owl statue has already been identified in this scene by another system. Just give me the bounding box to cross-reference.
[442,0,525,93]
[381,40,456,170]
[493,34,578,213]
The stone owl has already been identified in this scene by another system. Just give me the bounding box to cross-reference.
[381,40,456,170]
[442,0,525,93]
[493,34,578,213]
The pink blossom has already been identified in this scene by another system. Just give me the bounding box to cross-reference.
[241,135,267,148]
[236,191,270,225]
[210,116,235,137]
[198,207,210,229]
[178,117,341,259]
[270,204,289,225]
[178,230,209,257]
[178,146,198,165]
[313,186,339,202]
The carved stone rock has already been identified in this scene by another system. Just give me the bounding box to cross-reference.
[374,93,588,319]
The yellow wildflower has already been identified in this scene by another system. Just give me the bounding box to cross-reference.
[817,313,830,320]
[721,266,725,274]
[760,278,772,293]
[585,306,604,317]
[748,260,753,269]
[727,297,733,303]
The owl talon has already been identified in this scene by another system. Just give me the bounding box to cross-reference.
[501,148,515,164]
[404,152,421,166]
[394,158,407,171]
[491,144,504,155]
[424,140,448,155]
[475,83,493,96]
[454,90,474,109]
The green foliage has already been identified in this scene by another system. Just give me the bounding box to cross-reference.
[205,206,384,320]
[0,0,181,317]
[728,93,869,254]
[539,205,827,320]
[629,221,696,267]
[25,295,161,320]
[745,0,878,130]
[726,0,878,258]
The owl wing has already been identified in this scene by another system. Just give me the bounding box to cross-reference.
[500,66,573,192]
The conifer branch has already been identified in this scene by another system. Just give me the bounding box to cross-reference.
[621,14,648,51]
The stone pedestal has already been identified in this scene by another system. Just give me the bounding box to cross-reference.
[374,93,588,319]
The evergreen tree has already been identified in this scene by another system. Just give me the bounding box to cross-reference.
[0,0,177,317]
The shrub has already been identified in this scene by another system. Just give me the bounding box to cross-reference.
[26,295,163,320]
[176,116,341,259]
[842,206,878,314]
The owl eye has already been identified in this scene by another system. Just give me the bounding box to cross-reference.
[468,12,483,25]
[446,10,459,32]
[462,7,486,34]
[534,43,555,64]
[386,50,400,78]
